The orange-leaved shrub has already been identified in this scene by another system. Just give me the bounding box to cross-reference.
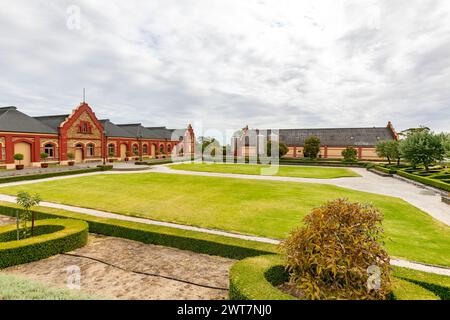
[281,199,391,300]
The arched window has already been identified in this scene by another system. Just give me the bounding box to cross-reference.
[44,143,55,158]
[167,144,171,152]
[108,144,115,157]
[87,143,95,157]
[159,144,165,153]
[143,144,148,155]
[132,144,139,155]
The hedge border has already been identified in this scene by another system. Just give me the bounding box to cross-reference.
[229,255,447,300]
[373,165,397,175]
[0,219,88,268]
[0,167,108,184]
[397,170,450,192]
[0,202,277,260]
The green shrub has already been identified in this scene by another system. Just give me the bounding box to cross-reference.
[229,255,446,300]
[341,147,358,163]
[397,170,450,192]
[0,202,276,260]
[0,219,88,268]
[373,166,397,175]
[303,136,321,159]
[281,199,391,300]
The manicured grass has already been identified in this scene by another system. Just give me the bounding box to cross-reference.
[1,172,449,266]
[169,163,360,179]
[0,273,93,300]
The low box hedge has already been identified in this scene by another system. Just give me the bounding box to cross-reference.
[397,170,450,192]
[0,202,277,260]
[373,165,397,175]
[0,167,107,184]
[229,255,447,300]
[0,219,88,268]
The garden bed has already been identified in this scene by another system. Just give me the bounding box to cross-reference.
[0,219,88,268]
[229,255,449,300]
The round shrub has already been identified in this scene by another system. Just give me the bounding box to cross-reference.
[0,219,88,268]
[281,199,392,300]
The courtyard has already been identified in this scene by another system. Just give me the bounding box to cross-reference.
[0,164,449,268]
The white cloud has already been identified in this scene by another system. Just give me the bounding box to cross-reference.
[0,0,449,134]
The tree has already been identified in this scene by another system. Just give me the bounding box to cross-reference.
[342,146,357,163]
[398,126,430,139]
[16,191,41,239]
[399,131,445,171]
[376,140,401,165]
[13,153,24,164]
[267,140,288,158]
[438,133,450,159]
[303,136,321,159]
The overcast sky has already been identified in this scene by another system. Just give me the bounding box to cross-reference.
[0,0,449,138]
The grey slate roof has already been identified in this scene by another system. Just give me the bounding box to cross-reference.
[145,127,176,140]
[278,127,395,147]
[33,114,69,131]
[242,127,395,147]
[99,120,135,138]
[0,106,57,134]
[117,124,178,140]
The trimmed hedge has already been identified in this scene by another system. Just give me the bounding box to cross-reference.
[229,255,447,300]
[397,170,450,192]
[0,167,107,184]
[229,255,295,300]
[373,165,397,175]
[0,202,277,260]
[0,219,88,268]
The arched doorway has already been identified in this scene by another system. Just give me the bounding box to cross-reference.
[75,144,83,163]
[120,144,127,159]
[14,142,31,167]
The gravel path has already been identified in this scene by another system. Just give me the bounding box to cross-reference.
[0,234,233,300]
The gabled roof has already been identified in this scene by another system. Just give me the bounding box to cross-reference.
[99,119,135,138]
[33,114,69,131]
[277,127,395,147]
[117,124,179,140]
[0,106,57,134]
[238,125,396,147]
[145,126,176,140]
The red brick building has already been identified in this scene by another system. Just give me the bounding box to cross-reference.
[232,123,399,160]
[0,102,195,169]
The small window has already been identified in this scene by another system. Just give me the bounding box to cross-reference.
[132,144,139,155]
[167,145,171,152]
[44,143,55,158]
[87,143,94,157]
[159,144,165,153]
[143,144,148,155]
[108,144,115,156]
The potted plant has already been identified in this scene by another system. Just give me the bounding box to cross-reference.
[14,153,24,170]
[40,152,49,168]
[67,152,75,166]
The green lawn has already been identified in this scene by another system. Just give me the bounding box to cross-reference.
[169,163,360,179]
[1,172,449,266]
